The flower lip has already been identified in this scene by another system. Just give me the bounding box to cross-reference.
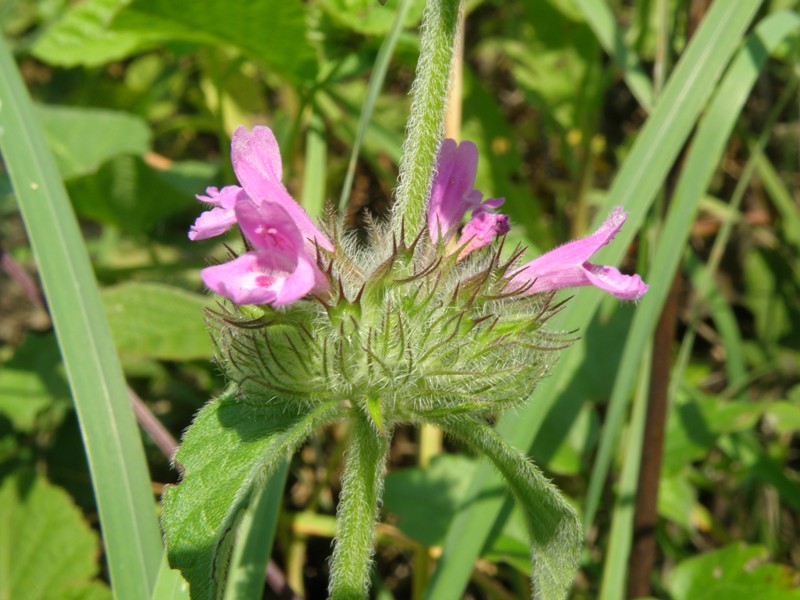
[508,207,648,301]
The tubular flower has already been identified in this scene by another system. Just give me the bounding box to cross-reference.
[427,139,508,253]
[508,207,649,301]
[189,126,331,306]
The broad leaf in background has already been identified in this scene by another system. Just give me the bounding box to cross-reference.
[37,105,151,179]
[31,0,150,67]
[321,0,425,36]
[101,283,214,362]
[0,471,111,600]
[383,454,531,573]
[667,543,800,600]
[111,0,316,82]
[0,334,71,433]
[68,157,216,233]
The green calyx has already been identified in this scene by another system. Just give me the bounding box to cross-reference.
[210,219,568,426]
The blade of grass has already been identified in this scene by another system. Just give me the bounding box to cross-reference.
[338,0,414,212]
[0,35,162,597]
[573,0,654,112]
[597,346,652,600]
[302,110,327,219]
[222,461,290,600]
[583,8,800,532]
[424,3,764,597]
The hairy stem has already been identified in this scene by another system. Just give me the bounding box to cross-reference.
[328,413,391,599]
[393,0,463,243]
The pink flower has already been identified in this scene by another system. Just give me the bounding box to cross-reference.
[428,139,507,252]
[190,126,332,306]
[508,207,648,301]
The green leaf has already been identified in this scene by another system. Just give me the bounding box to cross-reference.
[765,400,800,435]
[112,0,316,81]
[0,471,111,600]
[0,35,163,597]
[664,393,765,475]
[31,0,151,68]
[37,105,151,179]
[321,0,425,36]
[667,543,800,600]
[384,454,478,547]
[428,416,581,600]
[101,282,214,361]
[0,333,71,432]
[68,156,215,233]
[162,392,344,599]
[383,453,532,573]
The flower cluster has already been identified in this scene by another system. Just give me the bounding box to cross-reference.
[192,127,647,310]
[189,126,648,416]
[190,126,332,306]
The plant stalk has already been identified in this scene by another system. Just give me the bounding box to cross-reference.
[328,413,391,599]
[393,0,463,243]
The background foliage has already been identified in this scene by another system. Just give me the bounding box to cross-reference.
[1,0,799,598]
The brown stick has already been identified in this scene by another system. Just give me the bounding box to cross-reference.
[626,272,681,598]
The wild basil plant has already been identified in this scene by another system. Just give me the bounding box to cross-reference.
[161,1,647,599]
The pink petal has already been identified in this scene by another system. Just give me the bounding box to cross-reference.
[235,198,305,255]
[509,207,648,301]
[457,211,510,258]
[196,185,243,209]
[231,126,333,251]
[428,139,479,242]
[190,186,247,240]
[189,206,237,240]
[584,264,648,301]
[201,251,324,306]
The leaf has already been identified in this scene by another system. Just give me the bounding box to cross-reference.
[68,156,216,234]
[161,393,344,599]
[0,35,165,596]
[427,416,581,600]
[111,0,317,81]
[321,0,425,36]
[383,454,533,573]
[100,283,214,361]
[384,454,478,547]
[31,0,152,67]
[0,471,111,600]
[37,105,151,179]
[0,333,71,432]
[663,393,764,475]
[667,543,800,600]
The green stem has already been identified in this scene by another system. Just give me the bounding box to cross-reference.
[329,413,391,599]
[392,0,462,243]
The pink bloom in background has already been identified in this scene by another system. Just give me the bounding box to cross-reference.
[428,139,508,254]
[508,207,648,301]
[190,126,331,306]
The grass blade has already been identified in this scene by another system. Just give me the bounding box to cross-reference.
[423,2,764,597]
[597,348,652,600]
[338,0,414,212]
[583,8,800,531]
[223,461,290,600]
[0,35,162,597]
[302,110,327,219]
[573,0,654,111]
